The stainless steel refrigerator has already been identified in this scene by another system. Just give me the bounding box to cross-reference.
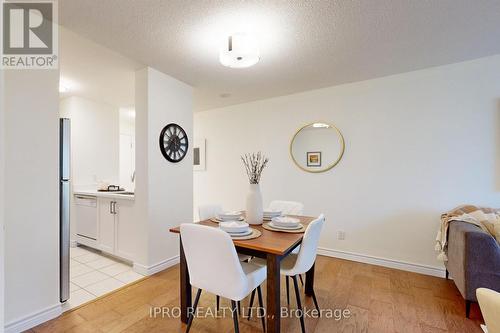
[60,118,71,302]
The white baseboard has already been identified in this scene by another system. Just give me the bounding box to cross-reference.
[133,255,180,276]
[5,303,62,333]
[317,247,445,278]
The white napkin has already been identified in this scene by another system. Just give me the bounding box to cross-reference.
[272,216,300,226]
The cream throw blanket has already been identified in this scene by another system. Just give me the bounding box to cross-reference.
[436,205,500,261]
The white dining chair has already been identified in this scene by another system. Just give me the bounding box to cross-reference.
[180,223,266,333]
[198,204,223,221]
[477,288,500,333]
[268,200,306,293]
[249,214,324,333]
[268,200,304,216]
[198,204,252,312]
[283,214,324,332]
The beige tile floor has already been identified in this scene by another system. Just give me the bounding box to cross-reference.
[63,245,145,311]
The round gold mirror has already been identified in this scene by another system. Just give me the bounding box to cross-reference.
[290,122,345,173]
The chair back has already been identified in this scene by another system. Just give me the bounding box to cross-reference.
[269,200,304,215]
[180,223,247,299]
[198,204,223,220]
[477,288,500,333]
[293,214,325,274]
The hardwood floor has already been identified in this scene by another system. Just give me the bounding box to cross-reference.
[31,256,484,333]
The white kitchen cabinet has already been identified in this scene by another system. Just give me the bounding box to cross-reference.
[98,198,116,254]
[97,197,136,261]
[114,199,136,260]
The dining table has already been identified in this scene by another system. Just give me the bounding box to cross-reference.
[169,214,316,333]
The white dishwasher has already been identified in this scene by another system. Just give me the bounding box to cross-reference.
[75,195,98,246]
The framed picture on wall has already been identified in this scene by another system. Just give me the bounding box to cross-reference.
[306,151,321,167]
[193,139,206,171]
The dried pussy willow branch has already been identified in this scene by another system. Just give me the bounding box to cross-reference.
[241,152,269,184]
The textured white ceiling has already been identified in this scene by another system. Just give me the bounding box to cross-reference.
[60,0,500,111]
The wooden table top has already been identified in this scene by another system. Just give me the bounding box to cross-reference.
[169,215,315,255]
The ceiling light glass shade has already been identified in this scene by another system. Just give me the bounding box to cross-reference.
[313,123,330,128]
[219,33,260,68]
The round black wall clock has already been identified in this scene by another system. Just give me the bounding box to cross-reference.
[159,123,189,163]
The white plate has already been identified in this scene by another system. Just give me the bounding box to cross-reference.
[268,222,302,230]
[218,211,243,219]
[272,216,300,222]
[228,229,253,237]
[264,215,284,221]
[219,221,249,233]
[214,217,244,222]
[218,215,243,221]
[219,214,243,220]
[264,210,282,216]
[227,229,250,234]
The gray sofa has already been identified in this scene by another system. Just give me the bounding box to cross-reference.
[445,221,500,317]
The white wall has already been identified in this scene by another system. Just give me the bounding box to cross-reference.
[194,55,500,271]
[135,69,149,267]
[0,4,5,329]
[119,107,135,136]
[0,66,5,333]
[60,96,120,188]
[135,67,193,272]
[119,108,135,191]
[4,70,61,329]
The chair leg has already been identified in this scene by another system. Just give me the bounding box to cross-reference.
[216,295,220,312]
[231,300,240,333]
[299,274,304,286]
[286,276,290,306]
[247,289,256,320]
[238,301,241,316]
[186,289,202,333]
[445,269,449,280]
[466,300,471,318]
[312,289,319,312]
[257,285,266,332]
[311,288,320,312]
[292,276,306,333]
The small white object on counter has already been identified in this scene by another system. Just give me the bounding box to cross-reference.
[97,181,110,191]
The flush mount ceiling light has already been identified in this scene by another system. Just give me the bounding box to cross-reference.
[219,33,260,68]
[313,123,330,128]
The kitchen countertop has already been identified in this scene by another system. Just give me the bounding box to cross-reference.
[73,189,135,201]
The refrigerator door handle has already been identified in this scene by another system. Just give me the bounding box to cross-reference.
[60,119,71,180]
